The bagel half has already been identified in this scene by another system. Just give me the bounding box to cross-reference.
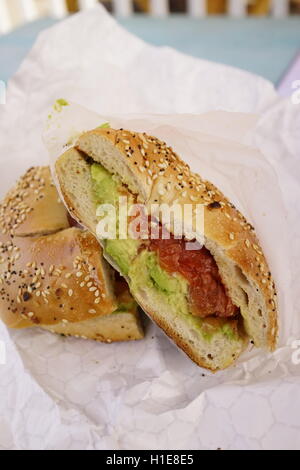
[0,166,144,342]
[55,128,278,370]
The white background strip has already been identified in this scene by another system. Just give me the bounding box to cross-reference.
[0,0,12,34]
[150,0,169,17]
[271,0,289,17]
[78,0,99,10]
[19,0,39,21]
[113,0,133,16]
[228,0,247,17]
[49,0,68,18]
[187,0,206,17]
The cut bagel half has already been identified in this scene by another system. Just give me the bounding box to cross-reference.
[55,128,278,370]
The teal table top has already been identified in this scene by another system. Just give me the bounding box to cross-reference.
[0,15,299,85]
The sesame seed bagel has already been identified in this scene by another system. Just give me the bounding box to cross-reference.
[1,166,70,237]
[55,128,278,367]
[0,167,144,342]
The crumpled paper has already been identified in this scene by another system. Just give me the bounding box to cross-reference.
[0,4,299,450]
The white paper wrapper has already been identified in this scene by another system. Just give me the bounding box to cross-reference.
[0,5,300,450]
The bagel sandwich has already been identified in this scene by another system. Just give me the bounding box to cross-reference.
[55,127,278,370]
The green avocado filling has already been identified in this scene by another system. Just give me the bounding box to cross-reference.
[91,164,119,206]
[106,239,139,276]
[114,301,137,314]
[91,163,241,344]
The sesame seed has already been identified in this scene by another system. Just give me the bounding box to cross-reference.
[76,272,83,278]
[28,312,34,318]
[80,282,85,288]
[36,291,41,297]
[89,287,97,292]
[245,239,250,248]
[87,282,93,288]
[229,233,235,240]
[89,309,97,314]
[65,273,72,279]
[61,283,68,289]
[95,298,101,304]
[68,289,73,297]
[95,290,100,297]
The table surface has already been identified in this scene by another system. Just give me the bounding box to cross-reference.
[0,16,300,86]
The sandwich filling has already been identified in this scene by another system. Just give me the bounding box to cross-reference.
[91,163,243,343]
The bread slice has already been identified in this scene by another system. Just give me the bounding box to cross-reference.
[0,166,144,342]
[55,129,278,370]
[42,309,143,343]
[1,166,70,237]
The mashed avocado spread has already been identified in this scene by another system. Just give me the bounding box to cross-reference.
[91,163,240,343]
